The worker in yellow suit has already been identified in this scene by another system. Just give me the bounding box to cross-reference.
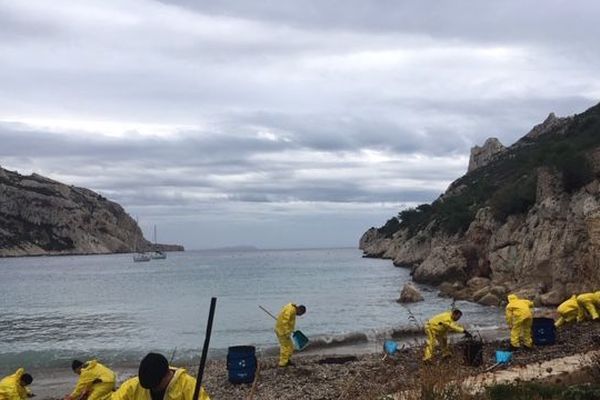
[555,295,580,328]
[65,359,116,400]
[111,353,210,400]
[506,294,534,350]
[576,292,600,321]
[275,303,306,367]
[423,309,469,361]
[0,368,33,400]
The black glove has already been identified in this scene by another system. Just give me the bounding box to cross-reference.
[463,330,472,338]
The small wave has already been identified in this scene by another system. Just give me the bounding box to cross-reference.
[305,332,370,350]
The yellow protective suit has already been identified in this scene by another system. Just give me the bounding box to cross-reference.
[555,295,580,328]
[70,360,116,400]
[275,303,297,367]
[506,294,534,348]
[111,368,210,400]
[576,292,600,321]
[0,368,31,400]
[423,311,465,361]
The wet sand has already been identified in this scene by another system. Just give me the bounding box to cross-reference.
[36,321,600,400]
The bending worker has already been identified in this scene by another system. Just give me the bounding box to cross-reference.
[275,303,306,367]
[555,294,581,328]
[65,359,116,400]
[0,368,33,400]
[506,294,534,350]
[576,292,600,321]
[112,352,210,400]
[423,309,470,361]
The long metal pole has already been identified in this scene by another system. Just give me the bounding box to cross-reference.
[193,297,217,400]
[258,305,277,320]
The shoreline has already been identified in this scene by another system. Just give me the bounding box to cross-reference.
[0,249,185,259]
[32,321,599,399]
[30,326,510,399]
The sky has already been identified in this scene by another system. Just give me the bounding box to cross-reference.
[1,1,599,250]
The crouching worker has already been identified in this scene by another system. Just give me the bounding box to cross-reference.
[506,294,534,350]
[65,360,116,400]
[555,295,580,328]
[576,292,600,321]
[423,309,469,362]
[111,352,210,400]
[0,368,33,399]
[275,303,306,367]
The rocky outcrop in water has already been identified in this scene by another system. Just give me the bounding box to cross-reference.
[0,167,184,257]
[397,282,424,303]
[361,103,600,306]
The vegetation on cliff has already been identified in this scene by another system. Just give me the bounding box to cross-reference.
[383,102,600,239]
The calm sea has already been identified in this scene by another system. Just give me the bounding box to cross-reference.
[0,248,504,370]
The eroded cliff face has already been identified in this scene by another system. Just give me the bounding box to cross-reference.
[360,105,600,306]
[0,167,183,256]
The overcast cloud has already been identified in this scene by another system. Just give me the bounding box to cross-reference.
[1,0,599,249]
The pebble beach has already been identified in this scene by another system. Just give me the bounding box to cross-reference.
[36,321,600,400]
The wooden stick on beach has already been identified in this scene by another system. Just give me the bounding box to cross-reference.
[246,362,261,400]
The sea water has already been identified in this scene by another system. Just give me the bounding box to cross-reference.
[0,248,504,371]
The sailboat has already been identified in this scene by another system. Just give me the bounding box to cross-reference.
[133,241,151,262]
[150,225,167,260]
[133,252,151,262]
[132,218,151,262]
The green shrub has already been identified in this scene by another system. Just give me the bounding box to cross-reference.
[378,217,401,238]
[433,196,476,235]
[490,174,537,222]
[486,383,600,400]
[558,156,594,193]
[561,385,600,400]
[486,382,561,400]
[398,204,434,237]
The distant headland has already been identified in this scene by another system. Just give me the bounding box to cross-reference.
[0,166,183,257]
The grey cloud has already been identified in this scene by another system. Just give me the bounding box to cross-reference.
[1,1,599,248]
[160,0,600,47]
[0,121,453,212]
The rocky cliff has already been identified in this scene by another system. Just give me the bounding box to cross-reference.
[360,103,600,306]
[0,167,184,256]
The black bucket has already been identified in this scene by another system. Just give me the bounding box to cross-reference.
[227,345,257,384]
[532,317,556,345]
[463,339,483,367]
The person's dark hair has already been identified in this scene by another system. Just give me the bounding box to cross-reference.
[138,353,169,389]
[71,360,84,371]
[452,309,463,317]
[20,373,33,385]
[296,305,306,315]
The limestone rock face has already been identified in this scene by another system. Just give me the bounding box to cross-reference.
[397,282,424,303]
[0,166,184,257]
[468,138,506,172]
[359,228,393,259]
[413,245,467,285]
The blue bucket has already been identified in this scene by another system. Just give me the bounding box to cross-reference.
[495,350,512,364]
[384,340,398,355]
[227,345,257,384]
[292,330,309,351]
[532,317,556,345]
